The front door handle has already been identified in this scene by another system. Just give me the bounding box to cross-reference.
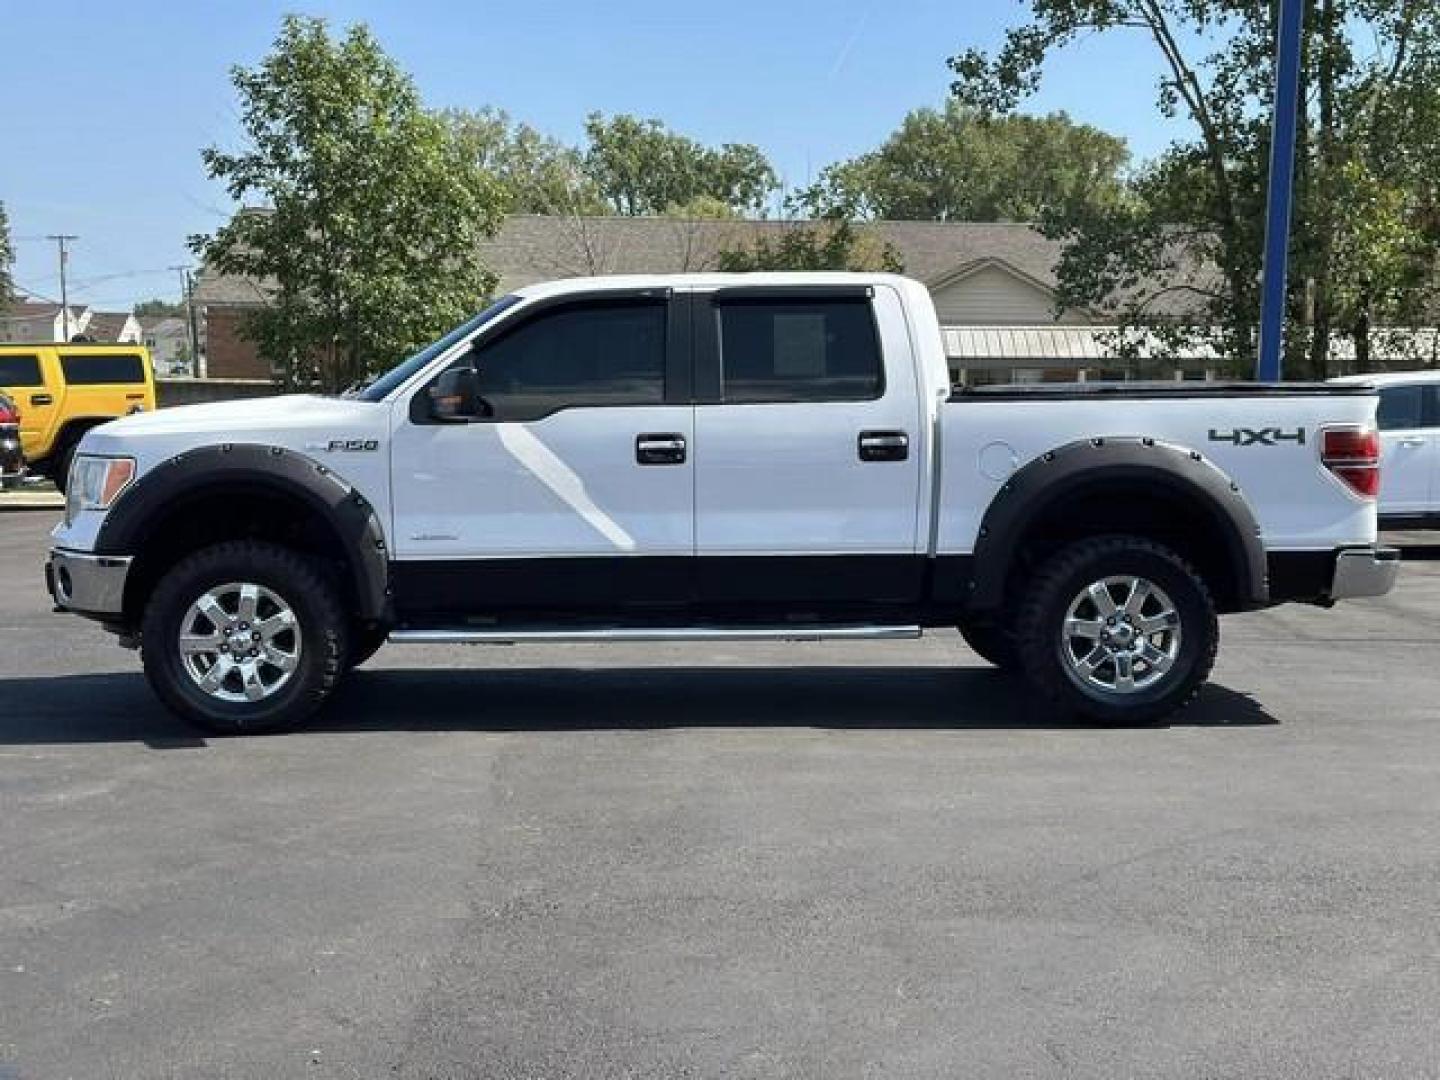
[636,433,687,465]
[30,393,53,406]
[858,430,909,462]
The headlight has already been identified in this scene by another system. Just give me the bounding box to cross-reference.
[65,455,136,524]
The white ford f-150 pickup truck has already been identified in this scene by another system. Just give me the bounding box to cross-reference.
[47,273,1398,733]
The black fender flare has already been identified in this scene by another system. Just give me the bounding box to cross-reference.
[968,437,1267,611]
[96,443,389,619]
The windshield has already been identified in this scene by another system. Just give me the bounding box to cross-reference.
[351,295,522,402]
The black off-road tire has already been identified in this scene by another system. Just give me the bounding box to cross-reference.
[1013,535,1218,726]
[141,541,348,735]
[50,441,78,495]
[346,621,389,670]
[958,619,1019,671]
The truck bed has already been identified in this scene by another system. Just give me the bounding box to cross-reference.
[938,379,1380,556]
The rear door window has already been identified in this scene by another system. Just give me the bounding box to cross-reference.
[59,352,146,385]
[715,297,883,403]
[0,354,44,387]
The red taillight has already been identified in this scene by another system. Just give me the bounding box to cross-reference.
[0,404,16,424]
[1321,425,1381,499]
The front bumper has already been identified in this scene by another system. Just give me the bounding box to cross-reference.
[1330,545,1401,600]
[47,548,132,616]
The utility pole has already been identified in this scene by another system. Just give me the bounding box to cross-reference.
[1256,0,1305,381]
[46,234,79,341]
[170,265,202,377]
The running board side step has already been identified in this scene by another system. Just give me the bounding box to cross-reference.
[388,625,922,645]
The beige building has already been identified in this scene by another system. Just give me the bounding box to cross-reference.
[194,215,1215,383]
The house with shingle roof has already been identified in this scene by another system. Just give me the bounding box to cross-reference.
[0,300,90,343]
[140,316,193,375]
[193,214,1218,383]
[74,310,143,344]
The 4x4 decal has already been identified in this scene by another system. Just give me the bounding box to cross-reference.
[1208,426,1306,447]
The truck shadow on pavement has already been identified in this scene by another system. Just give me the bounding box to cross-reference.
[0,666,1276,746]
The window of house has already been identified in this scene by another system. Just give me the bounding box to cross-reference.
[1377,384,1428,430]
[466,298,666,421]
[0,354,43,386]
[60,352,146,384]
[716,297,882,403]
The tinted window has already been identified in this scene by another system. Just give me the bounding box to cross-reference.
[464,299,666,421]
[1377,385,1427,430]
[356,295,520,401]
[0,354,43,387]
[717,297,882,403]
[60,352,145,385]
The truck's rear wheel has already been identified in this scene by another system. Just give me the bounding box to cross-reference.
[958,620,1018,670]
[1014,535,1217,725]
[141,541,348,735]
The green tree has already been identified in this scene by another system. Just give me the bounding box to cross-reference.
[802,102,1130,222]
[951,1,1440,377]
[133,298,185,318]
[716,192,904,272]
[191,15,504,392]
[445,107,607,216]
[715,220,904,272]
[0,200,13,303]
[583,113,778,216]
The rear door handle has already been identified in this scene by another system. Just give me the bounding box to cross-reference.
[636,433,687,465]
[30,393,53,406]
[1398,436,1427,447]
[858,430,909,462]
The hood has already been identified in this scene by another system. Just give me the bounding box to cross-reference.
[96,394,385,438]
[79,394,392,464]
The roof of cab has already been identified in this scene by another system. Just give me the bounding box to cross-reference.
[510,271,920,303]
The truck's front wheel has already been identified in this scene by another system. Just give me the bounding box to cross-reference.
[958,620,1018,670]
[141,541,348,735]
[1014,535,1218,725]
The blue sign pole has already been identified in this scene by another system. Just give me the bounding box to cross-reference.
[1256,0,1306,381]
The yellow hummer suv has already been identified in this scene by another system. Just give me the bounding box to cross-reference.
[0,344,157,491]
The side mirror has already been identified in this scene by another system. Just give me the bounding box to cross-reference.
[429,367,486,422]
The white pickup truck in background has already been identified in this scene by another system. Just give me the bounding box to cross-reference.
[1332,370,1440,526]
[47,273,1397,733]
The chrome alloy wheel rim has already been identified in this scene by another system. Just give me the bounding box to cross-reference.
[178,582,301,703]
[1059,576,1181,695]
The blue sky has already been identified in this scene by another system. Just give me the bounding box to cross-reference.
[1,0,1191,310]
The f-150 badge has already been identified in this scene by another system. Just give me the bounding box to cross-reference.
[305,439,379,452]
[1208,427,1306,447]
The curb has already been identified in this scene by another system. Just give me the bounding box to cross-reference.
[0,486,63,512]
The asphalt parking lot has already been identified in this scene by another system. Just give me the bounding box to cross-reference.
[2,509,1438,1079]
